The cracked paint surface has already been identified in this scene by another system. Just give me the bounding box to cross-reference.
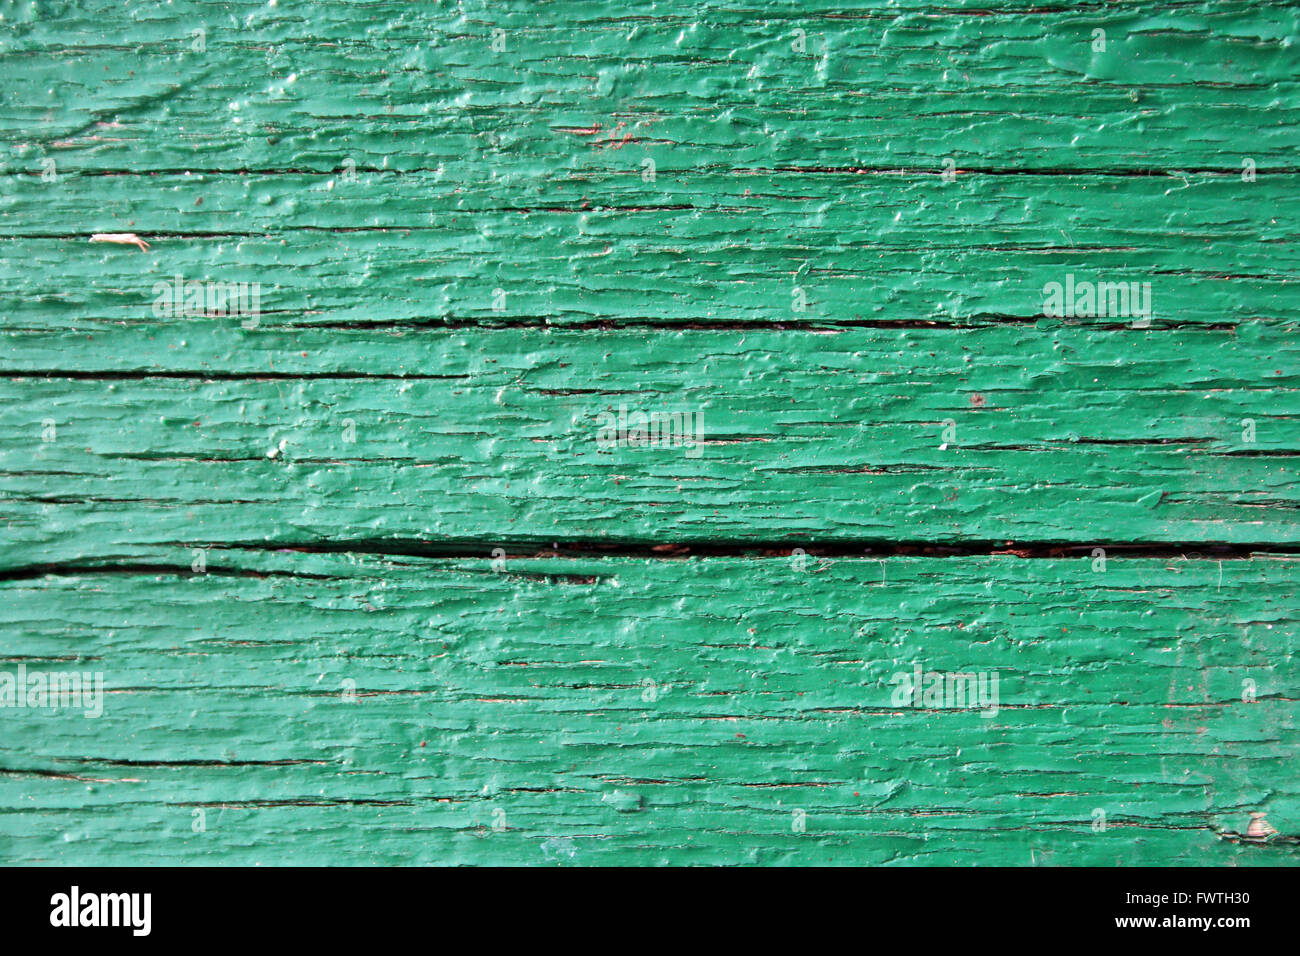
[0,1,1296,865]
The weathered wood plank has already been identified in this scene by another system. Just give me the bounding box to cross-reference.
[2,173,1295,327]
[4,1,1297,173]
[3,324,1298,566]
[0,552,1294,865]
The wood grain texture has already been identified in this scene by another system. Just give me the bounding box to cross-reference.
[3,323,1299,566]
[1,552,1296,865]
[3,172,1297,327]
[5,1,1298,173]
[2,0,1297,866]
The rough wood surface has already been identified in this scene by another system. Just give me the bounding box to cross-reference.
[2,0,1297,866]
[3,173,1297,327]
[2,552,1296,865]
[3,324,1299,567]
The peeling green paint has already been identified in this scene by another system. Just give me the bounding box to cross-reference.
[1,1,1297,866]
[0,553,1296,865]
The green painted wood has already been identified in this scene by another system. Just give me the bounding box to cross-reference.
[3,172,1297,327]
[3,323,1298,569]
[4,1,1298,174]
[1,552,1296,865]
[2,0,1298,866]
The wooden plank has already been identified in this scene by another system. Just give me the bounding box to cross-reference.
[3,324,1298,568]
[4,2,1297,173]
[1,552,1295,865]
[2,173,1296,327]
